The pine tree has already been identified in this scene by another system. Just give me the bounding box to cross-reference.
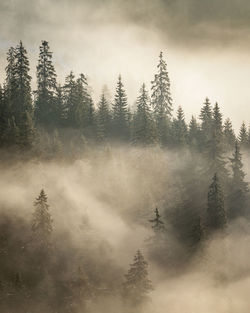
[199,98,212,146]
[112,75,129,140]
[213,102,223,135]
[238,122,248,149]
[151,52,172,145]
[32,189,53,248]
[172,106,187,147]
[132,83,156,145]
[54,84,67,126]
[223,118,235,151]
[149,208,165,234]
[228,141,249,219]
[204,103,228,185]
[122,250,153,306]
[207,174,227,231]
[97,92,111,142]
[67,73,87,128]
[35,41,57,128]
[12,41,34,148]
[67,266,92,312]
[188,115,200,148]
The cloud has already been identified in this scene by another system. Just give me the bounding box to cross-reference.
[1,0,250,48]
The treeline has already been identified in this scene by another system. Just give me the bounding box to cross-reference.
[0,189,153,313]
[1,41,250,155]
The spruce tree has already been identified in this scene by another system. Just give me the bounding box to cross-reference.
[151,52,172,145]
[238,122,248,149]
[97,92,111,142]
[228,141,249,219]
[213,102,223,135]
[35,41,57,128]
[188,115,200,149]
[32,189,53,248]
[172,106,187,147]
[223,118,235,151]
[149,208,165,234]
[12,41,34,148]
[204,103,228,185]
[207,174,227,231]
[122,250,153,305]
[199,98,212,146]
[112,75,129,140]
[54,84,67,126]
[132,83,156,145]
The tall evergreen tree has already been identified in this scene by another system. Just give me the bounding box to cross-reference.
[112,75,129,140]
[32,189,53,248]
[199,98,212,146]
[151,52,172,145]
[188,115,200,149]
[238,122,248,149]
[223,118,235,151]
[132,83,156,145]
[212,102,223,135]
[207,174,227,231]
[12,41,34,148]
[228,141,249,219]
[204,103,228,184]
[122,250,153,306]
[149,208,165,234]
[96,92,111,142]
[35,40,57,128]
[172,106,187,147]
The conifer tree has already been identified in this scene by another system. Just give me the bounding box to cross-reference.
[70,267,92,310]
[204,103,228,185]
[67,73,87,128]
[97,92,111,142]
[122,250,153,306]
[112,75,129,140]
[223,118,235,151]
[228,141,249,219]
[149,208,165,234]
[54,84,67,126]
[12,41,34,148]
[199,98,212,146]
[151,52,172,145]
[35,41,57,128]
[172,106,187,147]
[188,115,200,148]
[32,189,53,248]
[238,122,248,149]
[212,102,223,136]
[132,83,156,145]
[207,174,227,231]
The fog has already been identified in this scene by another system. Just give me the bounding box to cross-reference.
[1,146,250,312]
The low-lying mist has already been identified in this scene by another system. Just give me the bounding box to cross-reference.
[0,145,250,312]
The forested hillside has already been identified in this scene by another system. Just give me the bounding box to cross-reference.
[0,41,250,313]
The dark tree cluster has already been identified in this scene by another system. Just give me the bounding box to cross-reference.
[1,41,250,156]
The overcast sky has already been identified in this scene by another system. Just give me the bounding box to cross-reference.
[0,0,250,130]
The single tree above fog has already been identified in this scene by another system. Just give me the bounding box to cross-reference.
[32,189,53,247]
[112,75,129,140]
[122,250,153,306]
[151,51,172,145]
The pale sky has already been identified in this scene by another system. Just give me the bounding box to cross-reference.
[1,0,250,131]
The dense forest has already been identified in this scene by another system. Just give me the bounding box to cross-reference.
[1,41,250,313]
